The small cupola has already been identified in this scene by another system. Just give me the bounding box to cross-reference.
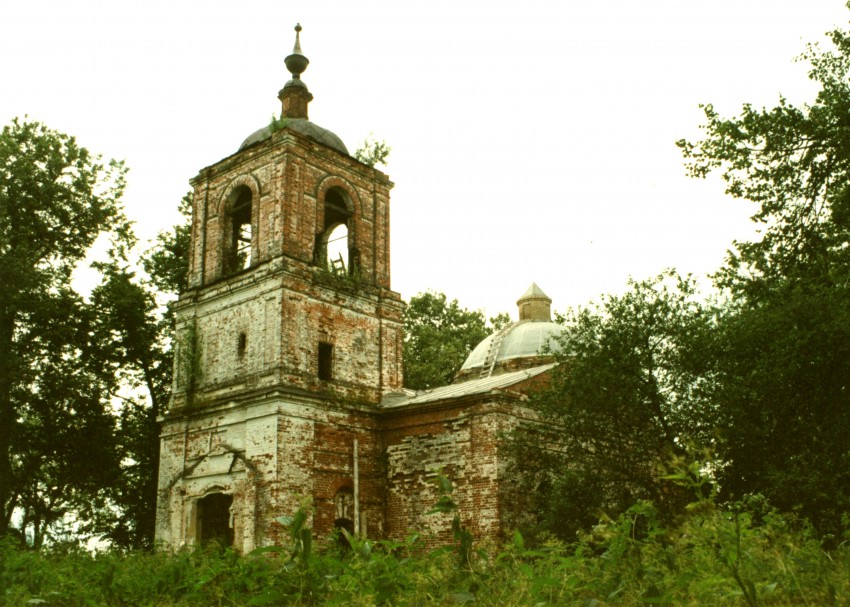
[517,283,552,321]
[279,23,314,119]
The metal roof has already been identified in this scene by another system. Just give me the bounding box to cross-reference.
[460,321,565,371]
[239,118,349,155]
[379,363,555,409]
[518,282,551,302]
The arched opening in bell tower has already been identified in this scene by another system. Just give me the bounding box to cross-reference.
[318,187,352,274]
[324,223,348,273]
[225,186,253,274]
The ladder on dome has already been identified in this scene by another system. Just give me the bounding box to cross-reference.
[479,323,513,379]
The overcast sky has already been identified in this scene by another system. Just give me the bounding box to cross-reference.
[3,1,848,319]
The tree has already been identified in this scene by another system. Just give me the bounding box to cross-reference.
[84,259,167,549]
[354,135,391,168]
[707,281,850,539]
[515,272,715,540]
[403,291,496,390]
[0,118,128,542]
[679,22,850,539]
[82,194,191,549]
[142,192,192,297]
[677,28,850,296]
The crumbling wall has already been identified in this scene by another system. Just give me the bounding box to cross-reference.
[156,397,390,550]
[381,399,519,545]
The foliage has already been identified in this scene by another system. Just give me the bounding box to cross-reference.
[142,192,192,298]
[515,271,716,541]
[0,116,190,548]
[679,21,850,541]
[97,192,192,548]
[677,26,850,296]
[515,18,850,547]
[488,311,512,332]
[84,257,169,549]
[2,479,849,606]
[268,114,289,134]
[403,291,500,390]
[706,279,850,542]
[353,135,391,168]
[84,192,190,549]
[0,117,128,545]
[427,472,475,571]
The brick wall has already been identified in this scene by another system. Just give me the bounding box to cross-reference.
[380,394,540,546]
[187,129,393,290]
[170,126,403,411]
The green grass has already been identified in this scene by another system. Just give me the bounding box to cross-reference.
[2,497,848,606]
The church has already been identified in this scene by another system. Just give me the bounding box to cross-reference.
[154,25,564,551]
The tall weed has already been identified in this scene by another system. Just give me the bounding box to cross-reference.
[1,470,849,606]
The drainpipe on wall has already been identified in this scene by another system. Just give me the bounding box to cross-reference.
[353,438,360,536]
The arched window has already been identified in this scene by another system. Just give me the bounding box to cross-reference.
[317,188,352,274]
[197,492,234,547]
[225,187,253,274]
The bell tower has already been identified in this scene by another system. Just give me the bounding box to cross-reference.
[156,25,404,551]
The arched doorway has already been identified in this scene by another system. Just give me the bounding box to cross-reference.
[197,492,234,547]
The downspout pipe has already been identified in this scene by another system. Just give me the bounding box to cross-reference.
[353,438,360,535]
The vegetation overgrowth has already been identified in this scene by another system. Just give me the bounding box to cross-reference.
[2,479,849,606]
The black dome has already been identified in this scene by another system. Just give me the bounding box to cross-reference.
[239,118,349,155]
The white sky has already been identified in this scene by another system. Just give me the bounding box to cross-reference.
[2,1,848,319]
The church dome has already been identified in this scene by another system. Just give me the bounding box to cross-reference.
[455,283,565,382]
[459,320,565,370]
[239,118,349,155]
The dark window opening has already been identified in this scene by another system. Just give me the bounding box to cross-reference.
[197,493,234,547]
[226,188,253,274]
[318,342,334,380]
[237,332,247,357]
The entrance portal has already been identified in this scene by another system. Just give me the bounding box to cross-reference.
[197,493,234,547]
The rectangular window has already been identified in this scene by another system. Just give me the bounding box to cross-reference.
[318,342,334,380]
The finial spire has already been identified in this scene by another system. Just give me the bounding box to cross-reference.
[279,23,313,119]
[284,23,310,82]
[293,23,303,54]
